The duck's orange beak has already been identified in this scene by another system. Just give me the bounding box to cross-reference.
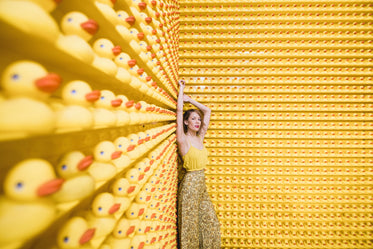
[126,100,134,108]
[127,144,136,152]
[138,2,147,10]
[111,151,122,159]
[109,203,121,214]
[111,98,123,107]
[112,45,122,56]
[81,19,99,35]
[126,225,135,236]
[145,17,152,24]
[77,155,93,171]
[127,185,136,193]
[137,32,145,40]
[79,228,95,245]
[126,16,136,25]
[85,90,101,102]
[128,59,137,67]
[37,178,64,196]
[35,73,61,93]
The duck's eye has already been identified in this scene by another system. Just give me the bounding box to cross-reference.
[131,139,134,142]
[71,89,77,94]
[11,74,19,81]
[100,151,104,155]
[131,212,134,215]
[118,230,122,234]
[118,144,122,148]
[15,182,23,190]
[100,44,104,48]
[118,187,122,191]
[118,14,122,17]
[61,164,67,170]
[67,17,73,22]
[119,57,123,60]
[63,236,69,243]
[98,206,102,211]
[100,96,105,100]
[131,175,134,179]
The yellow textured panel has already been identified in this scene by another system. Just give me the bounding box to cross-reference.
[180,0,372,248]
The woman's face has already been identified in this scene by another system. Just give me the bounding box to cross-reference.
[185,112,201,132]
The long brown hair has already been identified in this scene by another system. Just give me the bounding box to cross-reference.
[183,109,203,134]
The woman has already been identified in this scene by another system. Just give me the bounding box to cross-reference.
[176,79,221,248]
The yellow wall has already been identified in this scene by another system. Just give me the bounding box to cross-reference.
[179,0,372,248]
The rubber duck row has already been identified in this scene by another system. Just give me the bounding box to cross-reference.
[0,60,176,140]
[52,137,178,249]
[184,85,372,94]
[179,66,372,76]
[92,0,180,96]
[181,76,372,84]
[179,58,373,67]
[0,0,177,107]
[0,132,177,249]
[179,40,373,49]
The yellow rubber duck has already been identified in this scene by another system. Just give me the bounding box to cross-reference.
[55,80,101,132]
[116,10,135,28]
[96,140,130,171]
[0,60,61,139]
[89,141,120,184]
[94,0,118,25]
[135,189,151,205]
[85,192,121,248]
[125,202,146,220]
[92,90,119,128]
[130,234,146,249]
[57,11,99,63]
[23,0,61,12]
[114,95,131,126]
[100,218,140,249]
[115,27,144,52]
[0,159,64,248]
[52,151,95,204]
[127,133,141,159]
[0,1,60,43]
[92,38,120,76]
[56,216,96,249]
[110,178,132,220]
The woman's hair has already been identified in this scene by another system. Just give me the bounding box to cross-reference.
[183,109,203,134]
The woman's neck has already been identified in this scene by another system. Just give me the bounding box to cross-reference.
[186,130,197,137]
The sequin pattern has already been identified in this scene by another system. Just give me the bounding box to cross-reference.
[178,169,221,248]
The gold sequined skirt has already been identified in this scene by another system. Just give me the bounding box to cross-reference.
[178,169,221,249]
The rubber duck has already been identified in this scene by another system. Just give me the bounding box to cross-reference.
[88,141,117,184]
[94,0,118,25]
[56,216,96,249]
[110,178,132,219]
[0,60,61,139]
[115,27,144,52]
[125,202,146,220]
[0,1,60,43]
[127,133,140,159]
[85,192,121,248]
[114,52,136,71]
[55,80,101,132]
[92,140,127,172]
[135,189,152,205]
[24,0,61,12]
[92,90,119,128]
[0,159,64,248]
[52,151,95,204]
[116,10,136,28]
[100,218,141,249]
[57,11,99,63]
[113,95,131,126]
[130,235,146,249]
[92,38,120,76]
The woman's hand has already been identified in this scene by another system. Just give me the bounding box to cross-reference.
[183,94,192,103]
[178,79,185,91]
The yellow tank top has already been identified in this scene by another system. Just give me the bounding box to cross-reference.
[182,137,208,171]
